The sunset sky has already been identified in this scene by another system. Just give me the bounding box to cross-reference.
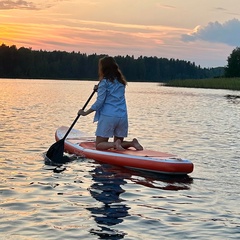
[0,0,240,67]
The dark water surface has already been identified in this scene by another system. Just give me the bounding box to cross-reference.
[0,79,239,239]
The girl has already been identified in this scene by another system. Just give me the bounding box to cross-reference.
[78,56,143,151]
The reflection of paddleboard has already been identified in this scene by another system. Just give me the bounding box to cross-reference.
[55,126,194,175]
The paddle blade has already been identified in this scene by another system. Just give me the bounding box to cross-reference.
[45,139,70,165]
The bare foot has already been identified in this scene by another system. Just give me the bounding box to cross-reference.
[132,138,143,150]
[114,139,125,151]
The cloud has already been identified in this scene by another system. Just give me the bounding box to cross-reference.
[0,21,188,59]
[213,7,240,16]
[181,18,240,46]
[0,0,66,10]
[214,7,227,11]
[0,0,37,9]
[156,4,176,10]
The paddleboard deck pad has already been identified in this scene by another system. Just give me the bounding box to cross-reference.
[55,126,194,175]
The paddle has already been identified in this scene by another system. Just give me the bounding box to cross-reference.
[45,88,97,164]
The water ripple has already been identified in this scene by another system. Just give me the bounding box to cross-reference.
[0,80,239,239]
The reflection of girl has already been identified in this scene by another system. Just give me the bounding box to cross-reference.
[78,56,143,151]
[88,165,129,238]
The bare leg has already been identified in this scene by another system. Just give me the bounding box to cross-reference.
[114,137,143,150]
[132,138,143,150]
[115,139,125,151]
[122,138,143,150]
[96,136,125,151]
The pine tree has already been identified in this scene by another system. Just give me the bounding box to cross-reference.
[225,47,240,77]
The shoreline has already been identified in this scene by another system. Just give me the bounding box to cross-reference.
[164,77,240,91]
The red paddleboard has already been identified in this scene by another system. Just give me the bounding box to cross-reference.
[55,126,194,175]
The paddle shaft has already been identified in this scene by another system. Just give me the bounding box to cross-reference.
[62,89,96,140]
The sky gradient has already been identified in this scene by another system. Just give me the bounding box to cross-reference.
[0,0,240,68]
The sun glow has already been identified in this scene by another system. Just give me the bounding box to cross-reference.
[0,0,237,67]
[0,21,188,54]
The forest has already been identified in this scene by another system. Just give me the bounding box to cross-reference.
[0,43,224,82]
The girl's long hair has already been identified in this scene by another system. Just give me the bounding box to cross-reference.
[98,56,127,85]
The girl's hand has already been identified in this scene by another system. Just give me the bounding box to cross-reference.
[78,109,85,116]
[78,108,94,116]
[93,85,98,91]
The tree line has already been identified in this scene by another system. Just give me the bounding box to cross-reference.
[0,43,224,82]
[225,47,240,77]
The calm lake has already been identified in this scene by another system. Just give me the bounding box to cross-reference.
[0,79,239,239]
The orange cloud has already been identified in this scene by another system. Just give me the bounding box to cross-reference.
[0,0,37,10]
[0,19,229,67]
[0,21,188,53]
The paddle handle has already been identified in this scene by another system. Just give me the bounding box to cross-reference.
[62,89,97,140]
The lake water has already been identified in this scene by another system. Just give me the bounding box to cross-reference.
[0,79,239,239]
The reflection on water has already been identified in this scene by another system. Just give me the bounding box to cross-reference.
[130,171,193,191]
[225,94,240,104]
[87,163,193,239]
[0,79,240,239]
[88,165,129,239]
